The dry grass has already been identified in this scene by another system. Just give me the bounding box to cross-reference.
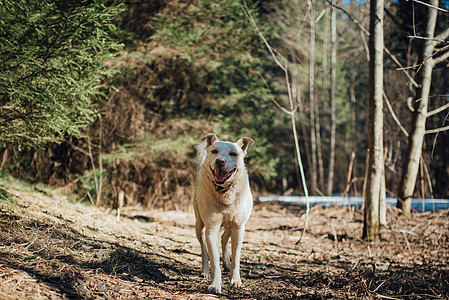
[0,183,448,299]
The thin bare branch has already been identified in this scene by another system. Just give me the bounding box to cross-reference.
[406,35,449,45]
[242,1,287,72]
[0,105,17,109]
[384,47,420,88]
[407,96,415,112]
[315,7,327,23]
[411,0,449,13]
[431,112,449,158]
[421,154,435,198]
[253,73,297,115]
[327,0,420,88]
[326,0,368,35]
[426,101,449,117]
[287,66,310,245]
[408,35,447,42]
[435,27,449,43]
[433,47,449,65]
[425,125,449,134]
[383,92,409,137]
[69,142,90,156]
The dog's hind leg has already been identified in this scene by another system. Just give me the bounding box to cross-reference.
[221,229,231,271]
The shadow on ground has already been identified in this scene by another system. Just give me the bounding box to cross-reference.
[0,202,448,299]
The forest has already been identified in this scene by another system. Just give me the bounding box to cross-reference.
[0,0,448,230]
[0,0,449,209]
[1,0,449,211]
[0,0,449,298]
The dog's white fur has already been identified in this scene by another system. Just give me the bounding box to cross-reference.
[193,133,254,294]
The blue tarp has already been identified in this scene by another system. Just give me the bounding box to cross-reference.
[257,196,449,212]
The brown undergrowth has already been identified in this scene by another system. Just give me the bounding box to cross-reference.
[0,183,447,299]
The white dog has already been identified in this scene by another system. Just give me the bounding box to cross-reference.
[193,133,254,294]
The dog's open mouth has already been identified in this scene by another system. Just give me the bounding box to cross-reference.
[211,167,236,185]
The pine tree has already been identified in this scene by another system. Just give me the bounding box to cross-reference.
[0,0,123,148]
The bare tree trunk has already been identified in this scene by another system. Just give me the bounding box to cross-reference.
[327,0,337,196]
[379,154,387,236]
[308,0,318,195]
[316,87,324,194]
[316,19,324,193]
[350,74,358,196]
[398,0,439,217]
[96,119,103,206]
[299,99,312,186]
[292,51,312,195]
[363,0,385,241]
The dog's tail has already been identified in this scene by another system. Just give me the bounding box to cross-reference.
[196,140,207,170]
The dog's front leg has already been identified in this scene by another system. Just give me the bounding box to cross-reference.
[200,240,210,279]
[195,211,210,279]
[197,227,210,279]
[230,227,245,288]
[205,225,222,294]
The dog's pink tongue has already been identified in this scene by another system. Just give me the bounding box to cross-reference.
[215,169,227,182]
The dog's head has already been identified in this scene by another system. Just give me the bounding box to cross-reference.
[202,133,254,186]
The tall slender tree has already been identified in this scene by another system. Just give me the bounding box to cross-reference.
[326,0,337,196]
[364,0,386,241]
[307,0,318,195]
[398,0,449,217]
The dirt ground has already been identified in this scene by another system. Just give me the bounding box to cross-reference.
[0,184,448,299]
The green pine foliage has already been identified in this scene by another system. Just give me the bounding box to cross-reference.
[149,0,269,115]
[142,0,280,183]
[0,0,123,148]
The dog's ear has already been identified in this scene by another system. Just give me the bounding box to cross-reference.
[202,133,218,146]
[237,137,254,154]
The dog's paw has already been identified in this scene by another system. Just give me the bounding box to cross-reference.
[230,276,242,288]
[201,270,211,280]
[207,283,221,294]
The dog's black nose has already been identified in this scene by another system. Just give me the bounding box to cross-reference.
[215,157,226,168]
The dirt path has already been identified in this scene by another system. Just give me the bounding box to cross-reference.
[0,185,448,299]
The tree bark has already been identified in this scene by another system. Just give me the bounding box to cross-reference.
[327,0,337,196]
[308,0,318,195]
[363,0,385,241]
[316,85,324,193]
[397,0,438,217]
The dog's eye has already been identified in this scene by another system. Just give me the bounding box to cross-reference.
[229,152,238,157]
[211,149,218,154]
